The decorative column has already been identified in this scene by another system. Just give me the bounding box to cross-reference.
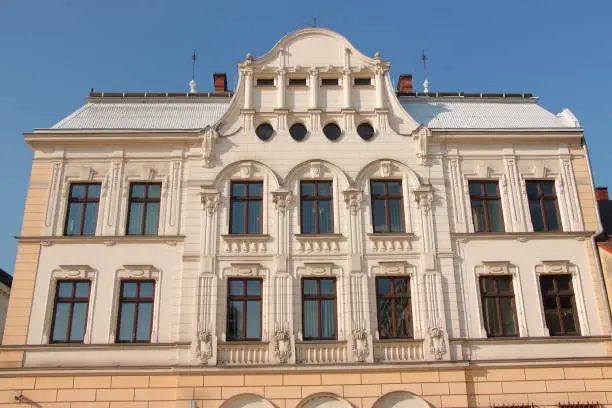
[271,190,295,364]
[276,68,286,109]
[309,67,319,109]
[343,188,363,271]
[374,53,384,110]
[342,69,352,109]
[413,186,449,360]
[194,188,221,365]
[243,69,254,110]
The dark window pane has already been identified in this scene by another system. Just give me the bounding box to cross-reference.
[144,203,160,234]
[301,182,315,197]
[393,279,409,295]
[301,201,315,234]
[318,182,331,196]
[373,199,387,232]
[472,201,485,232]
[544,200,560,231]
[321,300,335,338]
[485,298,500,335]
[497,277,511,293]
[230,280,243,296]
[118,303,136,341]
[388,199,404,232]
[542,182,554,195]
[545,310,562,335]
[148,184,161,198]
[131,184,146,198]
[320,279,335,295]
[122,282,138,298]
[395,298,410,337]
[70,302,88,341]
[249,183,262,197]
[557,276,571,291]
[246,300,261,338]
[65,203,84,236]
[71,185,87,198]
[487,200,504,232]
[318,200,333,233]
[469,182,482,196]
[127,203,144,234]
[247,201,262,233]
[303,279,317,295]
[136,303,153,341]
[376,278,391,294]
[82,203,98,235]
[388,182,402,195]
[229,301,244,339]
[499,298,516,334]
[58,282,73,298]
[232,183,247,197]
[378,298,392,337]
[540,276,555,294]
[529,200,545,231]
[526,182,539,197]
[371,182,385,196]
[140,282,154,298]
[303,300,317,338]
[75,282,90,298]
[231,202,246,234]
[52,303,70,342]
[247,280,261,296]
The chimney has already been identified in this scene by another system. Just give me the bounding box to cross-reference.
[213,73,227,92]
[397,74,413,93]
[596,187,609,201]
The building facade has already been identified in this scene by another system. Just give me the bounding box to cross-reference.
[1,28,611,408]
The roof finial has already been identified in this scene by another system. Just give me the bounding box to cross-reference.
[189,49,197,93]
[421,50,430,93]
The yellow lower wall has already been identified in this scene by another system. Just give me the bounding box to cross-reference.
[0,365,610,408]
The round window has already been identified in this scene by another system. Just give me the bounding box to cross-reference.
[357,122,375,141]
[255,123,274,141]
[323,123,342,141]
[289,123,308,141]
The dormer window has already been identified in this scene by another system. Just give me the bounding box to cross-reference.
[289,78,307,87]
[321,78,339,87]
[256,78,275,87]
[354,77,372,86]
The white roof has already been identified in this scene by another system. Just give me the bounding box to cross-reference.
[52,100,230,130]
[401,98,578,129]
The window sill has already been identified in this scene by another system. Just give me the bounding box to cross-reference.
[219,340,269,345]
[222,234,271,240]
[366,232,414,252]
[221,234,271,253]
[451,231,594,242]
[294,234,343,253]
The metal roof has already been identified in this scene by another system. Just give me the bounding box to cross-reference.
[52,100,230,130]
[401,98,578,129]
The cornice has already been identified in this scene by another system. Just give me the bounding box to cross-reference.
[16,235,185,246]
[452,231,594,241]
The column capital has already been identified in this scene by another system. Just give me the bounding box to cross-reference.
[343,188,363,215]
[413,186,434,213]
[272,190,294,214]
[200,189,220,215]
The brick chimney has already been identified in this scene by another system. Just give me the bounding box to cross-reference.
[213,73,227,92]
[397,74,413,93]
[596,187,609,201]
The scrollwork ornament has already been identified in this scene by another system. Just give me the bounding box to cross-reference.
[201,128,219,168]
[273,329,292,363]
[414,190,434,214]
[428,327,447,360]
[201,191,220,215]
[272,191,294,214]
[343,189,363,215]
[352,328,369,363]
[196,329,213,363]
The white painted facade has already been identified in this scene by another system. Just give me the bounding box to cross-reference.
[22,28,607,370]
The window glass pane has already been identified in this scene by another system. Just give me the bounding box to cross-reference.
[469,182,482,196]
[544,200,560,231]
[247,280,261,296]
[136,303,152,341]
[75,282,90,298]
[376,278,391,294]
[128,203,144,234]
[377,298,392,337]
[485,298,500,335]
[318,182,332,196]
[301,182,315,197]
[66,203,84,235]
[301,200,315,233]
[232,183,247,197]
[247,201,262,233]
[394,278,409,295]
[499,298,516,334]
[148,184,161,198]
[373,199,387,232]
[395,298,410,337]
[248,183,262,197]
[140,282,154,298]
[229,301,244,339]
[229,280,243,296]
[131,184,146,198]
[71,185,87,199]
[557,276,571,291]
[318,200,332,233]
[497,277,511,293]
[58,282,73,298]
[70,302,88,341]
[487,200,504,232]
[371,182,385,196]
[320,279,335,295]
[246,300,261,338]
[481,277,495,293]
[561,298,577,333]
[52,303,70,341]
[471,201,485,232]
[303,300,317,338]
[82,203,98,235]
[484,183,498,196]
[122,282,138,298]
[388,199,403,232]
[529,200,545,231]
[540,277,555,294]
[526,182,539,197]
[542,182,555,195]
[88,184,101,198]
[118,303,135,341]
[144,203,160,235]
[231,202,246,234]
[303,280,317,295]
[321,299,335,338]
[545,310,562,335]
[388,182,402,195]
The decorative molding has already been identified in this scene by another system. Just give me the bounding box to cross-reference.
[240,162,253,179]
[271,190,294,214]
[201,128,219,168]
[413,187,434,214]
[119,264,158,278]
[294,234,342,253]
[297,262,338,276]
[273,322,292,364]
[200,189,221,215]
[351,328,370,363]
[411,125,431,165]
[309,161,322,178]
[227,263,263,276]
[221,234,270,254]
[380,160,392,177]
[427,327,447,360]
[375,261,414,276]
[342,189,363,215]
[196,329,213,363]
[366,233,414,252]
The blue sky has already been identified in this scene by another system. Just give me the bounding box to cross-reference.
[0,0,611,272]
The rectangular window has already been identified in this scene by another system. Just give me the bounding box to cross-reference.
[116,280,155,343]
[126,183,161,235]
[376,277,412,339]
[50,280,91,343]
[227,278,262,341]
[371,180,405,233]
[354,77,372,86]
[230,181,263,234]
[321,78,339,86]
[300,181,333,234]
[64,183,101,236]
[527,180,561,232]
[256,78,274,87]
[302,278,337,340]
[479,275,518,337]
[288,78,307,87]
[539,275,580,336]
[469,181,504,232]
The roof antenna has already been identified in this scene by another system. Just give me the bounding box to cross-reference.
[421,50,430,93]
[189,49,197,93]
[305,16,319,27]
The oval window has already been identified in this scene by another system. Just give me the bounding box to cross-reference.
[289,123,308,141]
[357,123,375,141]
[323,123,342,141]
[255,123,274,141]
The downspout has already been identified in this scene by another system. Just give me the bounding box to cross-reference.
[583,137,612,338]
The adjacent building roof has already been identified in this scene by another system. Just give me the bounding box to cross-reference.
[51,93,232,130]
[401,96,580,130]
[0,269,12,289]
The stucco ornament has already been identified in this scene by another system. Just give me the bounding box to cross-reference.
[428,327,447,360]
[201,191,220,215]
[414,190,434,214]
[343,189,363,215]
[273,328,292,363]
[201,127,219,168]
[196,329,213,363]
[272,190,294,214]
[411,125,431,165]
[352,328,370,363]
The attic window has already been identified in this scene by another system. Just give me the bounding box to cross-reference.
[289,78,307,87]
[354,77,372,86]
[256,78,275,87]
[321,78,339,87]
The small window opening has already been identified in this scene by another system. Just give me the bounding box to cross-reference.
[256,78,275,87]
[321,78,339,86]
[354,77,372,86]
[289,78,307,87]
